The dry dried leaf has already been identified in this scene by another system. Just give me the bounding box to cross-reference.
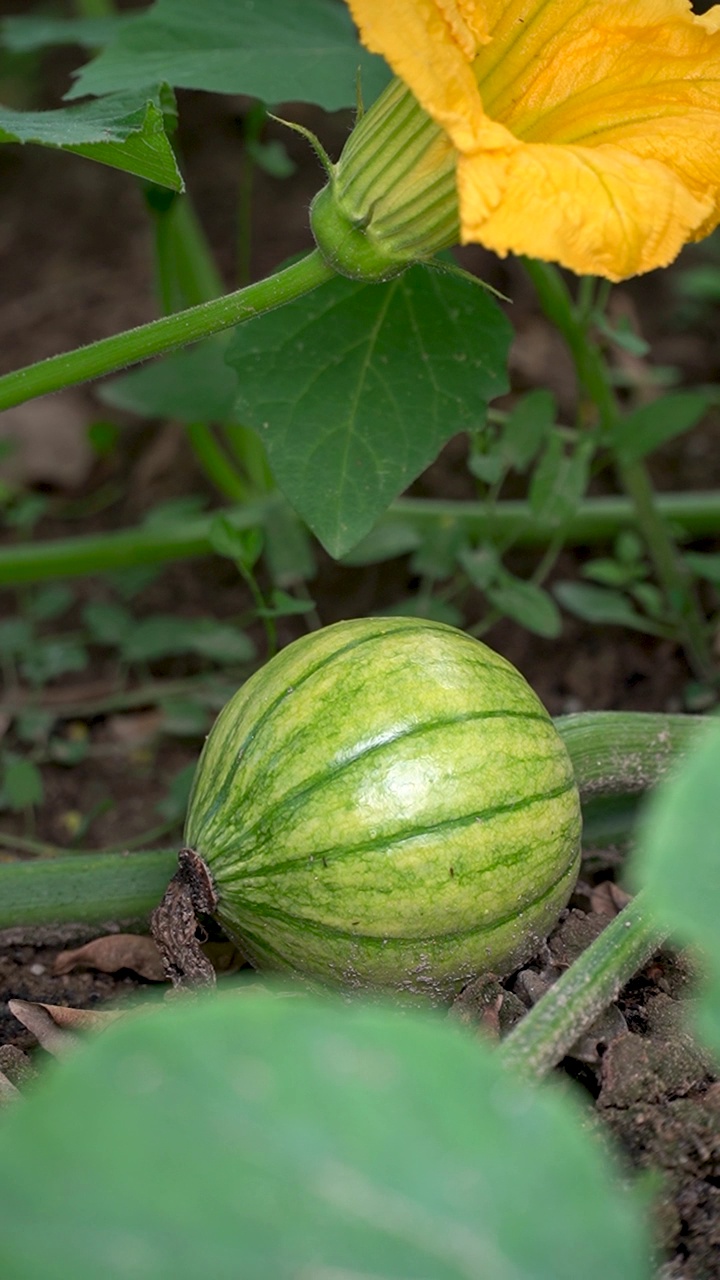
[54,933,167,982]
[590,881,633,917]
[8,999,122,1056]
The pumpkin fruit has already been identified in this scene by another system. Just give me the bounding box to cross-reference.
[184,617,581,1002]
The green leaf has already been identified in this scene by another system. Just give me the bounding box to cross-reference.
[486,573,562,638]
[0,89,183,189]
[25,584,74,623]
[109,565,161,600]
[247,137,295,180]
[121,615,254,664]
[501,389,555,472]
[100,342,239,423]
[159,698,212,738]
[67,0,391,111]
[0,753,43,812]
[120,615,199,663]
[340,521,422,567]
[529,434,592,529]
[20,640,89,686]
[187,621,255,664]
[0,618,33,658]
[684,551,720,585]
[156,761,197,821]
[4,493,47,533]
[0,15,132,52]
[675,264,720,303]
[262,500,315,587]
[628,581,666,621]
[380,598,465,626]
[612,392,711,465]
[630,722,720,1059]
[458,543,500,591]
[411,522,468,580]
[256,588,316,618]
[0,990,650,1280]
[142,495,208,527]
[595,314,650,357]
[227,268,511,558]
[82,601,134,647]
[209,514,264,570]
[15,709,55,746]
[582,558,643,588]
[554,582,668,636]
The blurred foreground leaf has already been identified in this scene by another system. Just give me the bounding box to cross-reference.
[631,720,720,1059]
[0,990,650,1279]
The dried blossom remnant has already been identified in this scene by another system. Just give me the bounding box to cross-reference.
[151,848,219,991]
[345,0,720,279]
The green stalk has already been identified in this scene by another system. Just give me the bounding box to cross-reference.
[149,193,225,306]
[555,710,707,799]
[498,710,709,1078]
[1,491,719,585]
[524,258,714,681]
[185,425,253,502]
[0,251,335,412]
[0,500,269,583]
[500,889,663,1080]
[145,187,267,499]
[0,850,176,932]
[616,455,712,681]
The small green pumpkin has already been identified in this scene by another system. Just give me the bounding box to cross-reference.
[185,617,581,1002]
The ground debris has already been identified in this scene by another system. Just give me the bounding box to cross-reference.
[54,934,167,982]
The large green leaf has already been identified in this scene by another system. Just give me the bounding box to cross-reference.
[226,267,511,557]
[0,989,650,1279]
[0,89,182,189]
[630,720,720,1059]
[0,15,132,52]
[67,0,390,111]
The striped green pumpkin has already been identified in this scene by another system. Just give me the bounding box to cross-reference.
[185,617,581,1003]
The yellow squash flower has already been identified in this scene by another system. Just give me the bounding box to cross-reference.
[337,0,720,280]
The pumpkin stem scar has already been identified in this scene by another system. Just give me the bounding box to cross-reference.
[151,848,219,990]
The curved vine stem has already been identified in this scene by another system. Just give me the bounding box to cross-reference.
[0,251,334,412]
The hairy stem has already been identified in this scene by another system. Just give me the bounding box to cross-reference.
[0,251,334,412]
[500,889,663,1080]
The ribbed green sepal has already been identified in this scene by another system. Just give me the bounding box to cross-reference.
[311,78,460,282]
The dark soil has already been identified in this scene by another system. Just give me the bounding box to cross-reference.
[1,12,720,1276]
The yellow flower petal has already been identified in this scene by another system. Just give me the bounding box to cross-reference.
[457,142,711,280]
[347,0,720,277]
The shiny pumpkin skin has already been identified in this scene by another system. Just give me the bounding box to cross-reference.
[185,617,581,1002]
